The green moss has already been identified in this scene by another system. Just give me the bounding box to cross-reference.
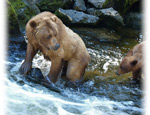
[84,69,132,84]
[7,1,20,35]
[9,0,37,33]
[36,0,64,13]
[83,70,101,81]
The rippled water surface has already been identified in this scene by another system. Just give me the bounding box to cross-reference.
[6,28,143,115]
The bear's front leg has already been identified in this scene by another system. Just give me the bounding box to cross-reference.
[20,42,38,75]
[47,59,63,83]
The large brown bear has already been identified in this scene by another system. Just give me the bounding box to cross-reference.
[20,12,90,84]
[116,42,144,81]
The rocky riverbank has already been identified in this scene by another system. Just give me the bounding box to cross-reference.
[8,0,142,36]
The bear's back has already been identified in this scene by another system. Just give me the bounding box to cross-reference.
[133,42,144,55]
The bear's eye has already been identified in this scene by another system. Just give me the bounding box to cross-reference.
[46,35,52,39]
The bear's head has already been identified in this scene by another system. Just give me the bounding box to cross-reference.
[29,16,60,51]
[116,56,138,75]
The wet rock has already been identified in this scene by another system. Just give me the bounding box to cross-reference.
[87,8,96,15]
[22,68,62,93]
[73,0,86,11]
[87,0,106,8]
[24,68,44,83]
[88,7,124,29]
[55,8,99,26]
[41,77,62,93]
[124,12,142,30]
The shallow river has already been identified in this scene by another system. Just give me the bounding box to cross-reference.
[6,27,143,115]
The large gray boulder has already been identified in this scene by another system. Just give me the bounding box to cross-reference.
[55,8,99,25]
[87,0,106,8]
[73,0,86,11]
[87,7,124,28]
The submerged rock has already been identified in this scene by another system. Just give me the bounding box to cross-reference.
[55,8,99,26]
[21,68,62,93]
[73,0,86,11]
[87,0,106,8]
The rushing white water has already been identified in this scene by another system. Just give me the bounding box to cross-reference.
[5,71,143,115]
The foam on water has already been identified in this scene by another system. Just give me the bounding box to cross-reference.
[6,74,142,115]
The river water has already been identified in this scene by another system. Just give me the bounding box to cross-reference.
[6,27,143,115]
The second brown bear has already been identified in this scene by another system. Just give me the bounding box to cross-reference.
[116,42,144,81]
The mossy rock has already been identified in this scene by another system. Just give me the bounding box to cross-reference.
[7,1,20,35]
[84,70,101,81]
[9,0,37,33]
[84,70,132,84]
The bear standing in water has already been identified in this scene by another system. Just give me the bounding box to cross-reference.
[20,12,90,84]
[116,42,144,81]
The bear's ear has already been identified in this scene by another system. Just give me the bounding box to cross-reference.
[50,16,57,22]
[29,20,37,28]
[130,60,138,66]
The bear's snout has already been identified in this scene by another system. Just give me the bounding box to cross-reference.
[55,44,60,50]
[46,44,60,51]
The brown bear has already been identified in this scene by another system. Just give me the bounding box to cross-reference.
[116,42,144,81]
[20,11,90,84]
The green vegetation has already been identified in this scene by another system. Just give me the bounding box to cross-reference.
[7,1,20,35]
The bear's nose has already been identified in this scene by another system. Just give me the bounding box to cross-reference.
[55,44,60,49]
